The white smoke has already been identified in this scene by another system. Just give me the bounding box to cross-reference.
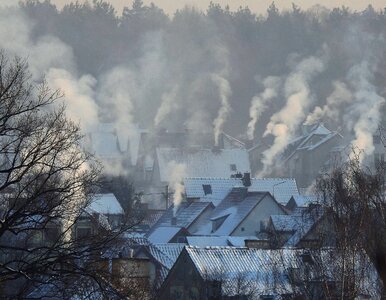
[344,61,385,163]
[0,8,75,80]
[247,76,281,140]
[46,69,99,132]
[259,55,325,176]
[96,67,140,173]
[212,73,232,146]
[154,85,179,127]
[167,161,187,215]
[305,81,352,125]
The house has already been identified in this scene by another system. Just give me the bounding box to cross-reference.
[184,176,299,206]
[75,193,124,238]
[135,130,246,186]
[158,246,379,299]
[265,205,331,248]
[134,243,185,289]
[282,123,343,188]
[193,188,287,236]
[153,147,251,186]
[85,123,144,173]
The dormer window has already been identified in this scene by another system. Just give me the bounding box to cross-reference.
[203,184,212,195]
[230,164,237,171]
[211,214,229,232]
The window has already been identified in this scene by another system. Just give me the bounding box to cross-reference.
[230,164,237,171]
[202,184,212,195]
[212,215,229,232]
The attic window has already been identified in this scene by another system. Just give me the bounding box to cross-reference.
[230,164,237,171]
[203,184,212,195]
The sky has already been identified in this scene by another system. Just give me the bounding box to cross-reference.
[50,0,386,15]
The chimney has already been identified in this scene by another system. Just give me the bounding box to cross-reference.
[171,216,177,226]
[242,172,251,187]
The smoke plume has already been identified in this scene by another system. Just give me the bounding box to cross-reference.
[259,55,325,175]
[46,69,99,132]
[154,85,180,127]
[305,81,352,125]
[212,74,232,146]
[167,161,187,215]
[345,61,385,162]
[247,76,281,140]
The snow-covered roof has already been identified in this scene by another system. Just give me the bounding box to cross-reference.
[269,207,325,247]
[150,201,213,231]
[145,243,185,288]
[87,193,123,215]
[289,195,318,208]
[285,124,342,161]
[187,236,229,246]
[187,236,259,247]
[147,226,183,244]
[195,189,273,236]
[184,177,299,205]
[90,130,121,159]
[156,147,250,182]
[88,123,145,165]
[183,246,379,298]
[185,247,298,296]
[270,214,300,232]
[152,243,185,265]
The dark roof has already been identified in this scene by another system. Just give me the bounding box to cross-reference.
[140,209,165,227]
[150,201,214,231]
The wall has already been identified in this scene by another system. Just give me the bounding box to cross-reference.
[232,194,286,236]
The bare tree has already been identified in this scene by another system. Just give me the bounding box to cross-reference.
[0,52,142,298]
[315,153,386,297]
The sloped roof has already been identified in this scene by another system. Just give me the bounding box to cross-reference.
[156,147,250,182]
[284,124,342,161]
[186,247,298,296]
[151,201,213,230]
[152,243,185,266]
[183,246,379,298]
[89,123,145,165]
[87,193,123,215]
[289,195,318,208]
[147,226,184,244]
[187,236,259,247]
[283,207,325,246]
[195,189,273,236]
[90,131,121,159]
[270,214,301,232]
[144,243,185,288]
[187,236,230,246]
[140,209,165,227]
[184,177,299,205]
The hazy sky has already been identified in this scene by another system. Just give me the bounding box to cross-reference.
[50,0,385,15]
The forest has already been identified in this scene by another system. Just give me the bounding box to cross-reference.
[1,0,385,167]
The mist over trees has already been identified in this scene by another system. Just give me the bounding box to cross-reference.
[2,0,385,172]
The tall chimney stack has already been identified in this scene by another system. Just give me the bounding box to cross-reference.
[242,172,251,187]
